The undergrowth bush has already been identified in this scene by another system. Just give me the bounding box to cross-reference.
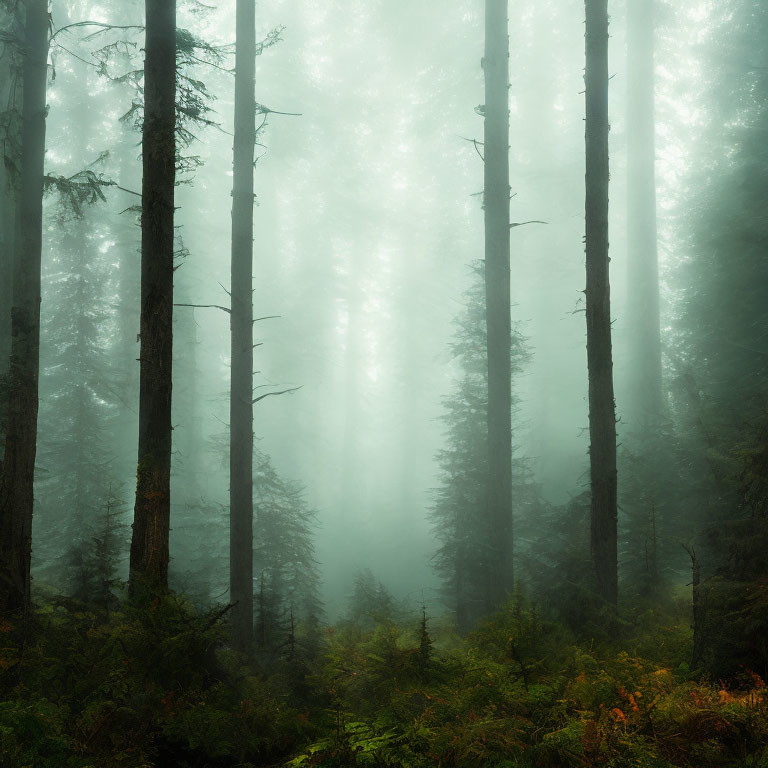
[2,594,768,767]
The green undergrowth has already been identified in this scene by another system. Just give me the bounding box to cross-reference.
[2,594,768,767]
[0,594,309,767]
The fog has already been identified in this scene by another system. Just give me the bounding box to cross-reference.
[2,0,733,616]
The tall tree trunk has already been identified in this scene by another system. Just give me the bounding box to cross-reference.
[626,0,662,425]
[230,0,256,651]
[483,0,513,607]
[130,0,176,593]
[585,0,618,607]
[0,5,20,454]
[0,0,48,615]
[0,128,15,461]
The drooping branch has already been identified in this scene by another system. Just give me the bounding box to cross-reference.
[459,135,485,162]
[50,21,145,44]
[44,168,141,219]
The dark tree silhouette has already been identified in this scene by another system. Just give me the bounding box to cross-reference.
[0,0,49,615]
[130,0,177,592]
[229,0,257,653]
[584,0,617,607]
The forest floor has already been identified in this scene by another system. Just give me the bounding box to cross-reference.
[1,592,767,767]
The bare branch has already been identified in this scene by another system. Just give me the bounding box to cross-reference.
[255,103,302,117]
[458,134,485,162]
[510,220,548,228]
[175,303,231,314]
[50,21,144,43]
[252,386,303,405]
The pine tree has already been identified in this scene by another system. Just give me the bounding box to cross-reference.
[36,212,120,591]
[672,0,768,678]
[347,568,396,629]
[431,264,529,631]
[67,487,128,611]
[253,449,323,650]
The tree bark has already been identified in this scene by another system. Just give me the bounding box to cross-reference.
[626,0,662,425]
[0,5,20,448]
[130,0,176,593]
[0,0,48,615]
[229,0,256,651]
[585,0,618,607]
[0,113,15,460]
[483,0,513,607]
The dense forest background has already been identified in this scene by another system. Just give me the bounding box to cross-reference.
[2,0,768,766]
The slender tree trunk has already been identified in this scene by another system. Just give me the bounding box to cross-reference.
[585,0,618,607]
[626,0,662,425]
[0,142,15,461]
[0,0,48,615]
[688,547,703,667]
[130,0,176,592]
[483,0,513,606]
[230,0,256,651]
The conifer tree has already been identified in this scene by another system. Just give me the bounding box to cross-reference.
[431,264,529,631]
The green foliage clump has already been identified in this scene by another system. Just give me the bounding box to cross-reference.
[4,594,768,767]
[286,597,768,768]
[0,596,308,768]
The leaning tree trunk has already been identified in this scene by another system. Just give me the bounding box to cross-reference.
[0,0,48,615]
[626,0,662,425]
[483,0,513,609]
[585,0,618,607]
[229,0,256,652]
[130,0,176,593]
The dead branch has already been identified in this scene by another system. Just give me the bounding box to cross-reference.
[252,386,303,405]
[510,220,548,228]
[174,303,231,314]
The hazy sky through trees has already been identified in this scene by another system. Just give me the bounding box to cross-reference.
[27,0,715,616]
